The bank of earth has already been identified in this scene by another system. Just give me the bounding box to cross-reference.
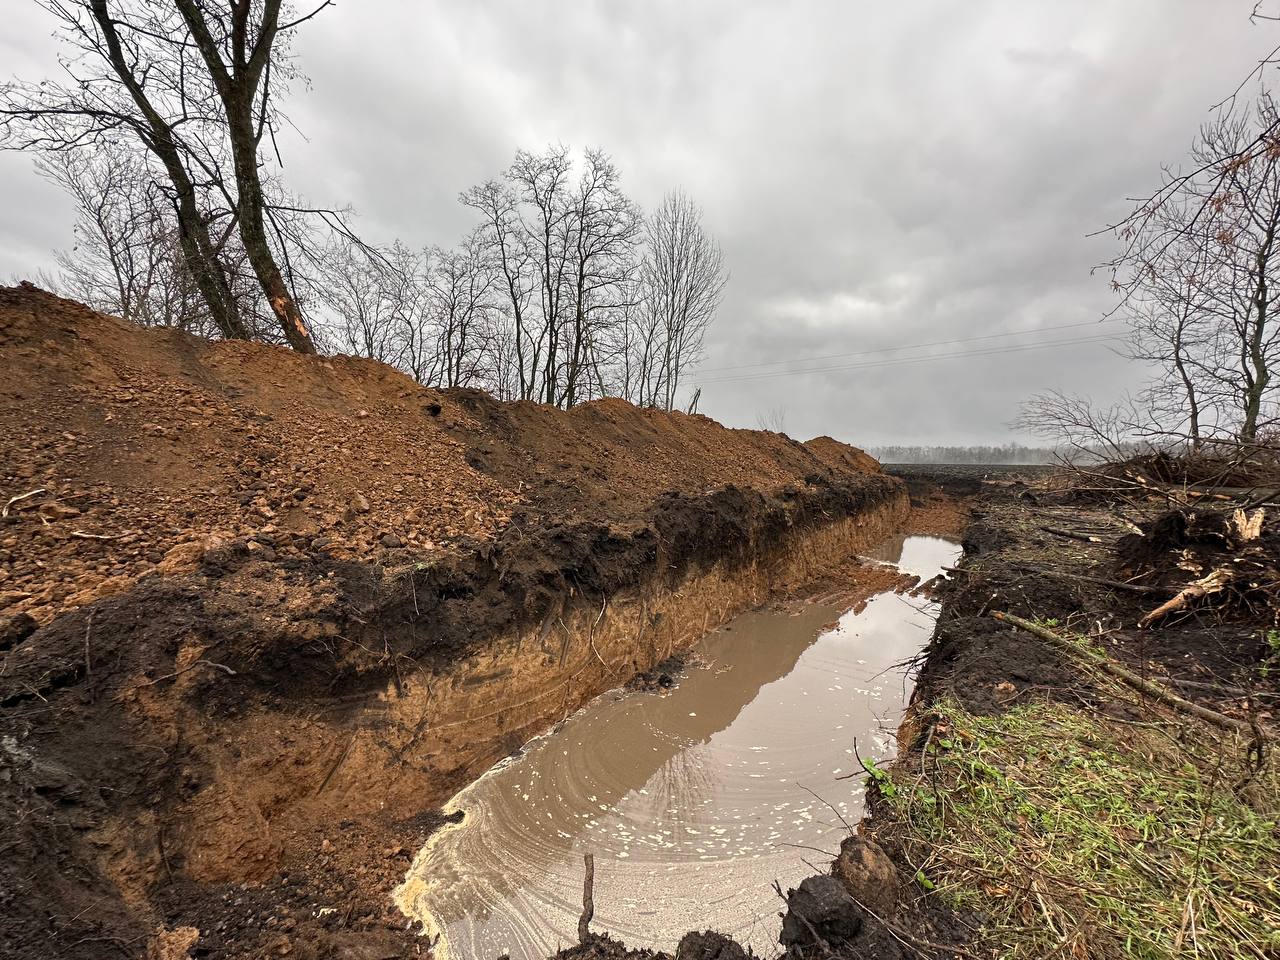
[1,283,916,960]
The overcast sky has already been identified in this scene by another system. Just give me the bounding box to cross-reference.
[3,2,1277,447]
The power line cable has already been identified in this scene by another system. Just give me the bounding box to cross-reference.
[697,333,1123,385]
[697,317,1123,374]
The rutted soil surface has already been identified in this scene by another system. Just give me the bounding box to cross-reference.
[0,285,901,960]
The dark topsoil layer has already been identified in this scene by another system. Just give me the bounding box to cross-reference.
[567,464,1280,960]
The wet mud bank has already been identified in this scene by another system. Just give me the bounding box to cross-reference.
[546,467,1139,960]
[0,469,906,960]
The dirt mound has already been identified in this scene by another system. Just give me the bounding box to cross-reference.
[0,284,895,960]
[804,434,882,475]
[0,282,878,629]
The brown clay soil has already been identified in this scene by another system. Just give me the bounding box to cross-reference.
[0,284,904,960]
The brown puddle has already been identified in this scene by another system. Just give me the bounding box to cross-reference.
[395,535,961,959]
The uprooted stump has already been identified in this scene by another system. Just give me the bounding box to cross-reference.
[1114,507,1280,625]
[833,836,899,918]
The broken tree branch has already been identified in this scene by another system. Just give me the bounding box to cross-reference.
[1138,567,1234,627]
[990,611,1264,737]
[1013,563,1164,595]
[1039,525,1104,544]
[3,488,47,517]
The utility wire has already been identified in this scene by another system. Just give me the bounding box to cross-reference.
[697,333,1123,385]
[697,317,1123,374]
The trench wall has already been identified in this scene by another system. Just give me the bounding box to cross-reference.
[329,487,908,808]
[167,483,909,884]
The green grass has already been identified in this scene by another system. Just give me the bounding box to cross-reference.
[878,698,1280,959]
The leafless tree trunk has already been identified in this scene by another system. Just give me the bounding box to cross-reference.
[2,1,334,351]
[2,3,249,338]
[635,190,727,410]
[173,0,322,353]
[508,146,574,404]
[35,144,271,339]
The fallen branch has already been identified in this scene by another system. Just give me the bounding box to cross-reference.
[578,852,594,943]
[1167,676,1279,699]
[1013,563,1164,595]
[3,488,46,517]
[990,611,1263,737]
[1040,526,1104,544]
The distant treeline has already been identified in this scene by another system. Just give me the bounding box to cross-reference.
[870,444,1060,465]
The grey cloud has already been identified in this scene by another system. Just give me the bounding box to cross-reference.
[2,0,1274,446]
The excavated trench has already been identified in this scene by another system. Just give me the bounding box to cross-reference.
[1,470,917,960]
[395,532,960,959]
[0,286,948,960]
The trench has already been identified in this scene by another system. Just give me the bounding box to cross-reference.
[395,533,960,959]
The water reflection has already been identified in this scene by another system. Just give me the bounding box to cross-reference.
[396,535,961,960]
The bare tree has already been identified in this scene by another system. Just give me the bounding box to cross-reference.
[465,146,646,408]
[1014,390,1145,463]
[633,190,727,410]
[382,243,434,385]
[319,242,407,366]
[1198,102,1280,440]
[35,145,279,338]
[1122,199,1219,450]
[428,229,500,388]
[36,147,170,326]
[461,179,538,398]
[1,0,332,351]
[1035,92,1280,453]
[3,3,245,339]
[172,0,324,352]
[508,145,574,404]
[756,405,788,434]
[561,149,642,406]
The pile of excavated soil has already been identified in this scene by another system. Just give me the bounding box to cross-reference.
[0,283,874,629]
[0,284,897,960]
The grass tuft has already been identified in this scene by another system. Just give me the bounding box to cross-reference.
[880,697,1280,960]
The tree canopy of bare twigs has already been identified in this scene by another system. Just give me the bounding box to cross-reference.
[629,190,728,410]
[7,13,726,411]
[1023,92,1280,455]
[305,147,726,409]
[0,0,344,352]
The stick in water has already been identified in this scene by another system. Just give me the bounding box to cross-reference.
[578,852,594,943]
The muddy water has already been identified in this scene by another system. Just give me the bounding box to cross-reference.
[396,535,960,959]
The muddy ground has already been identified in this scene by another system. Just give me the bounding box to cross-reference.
[760,463,1278,960]
[10,284,1263,960]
